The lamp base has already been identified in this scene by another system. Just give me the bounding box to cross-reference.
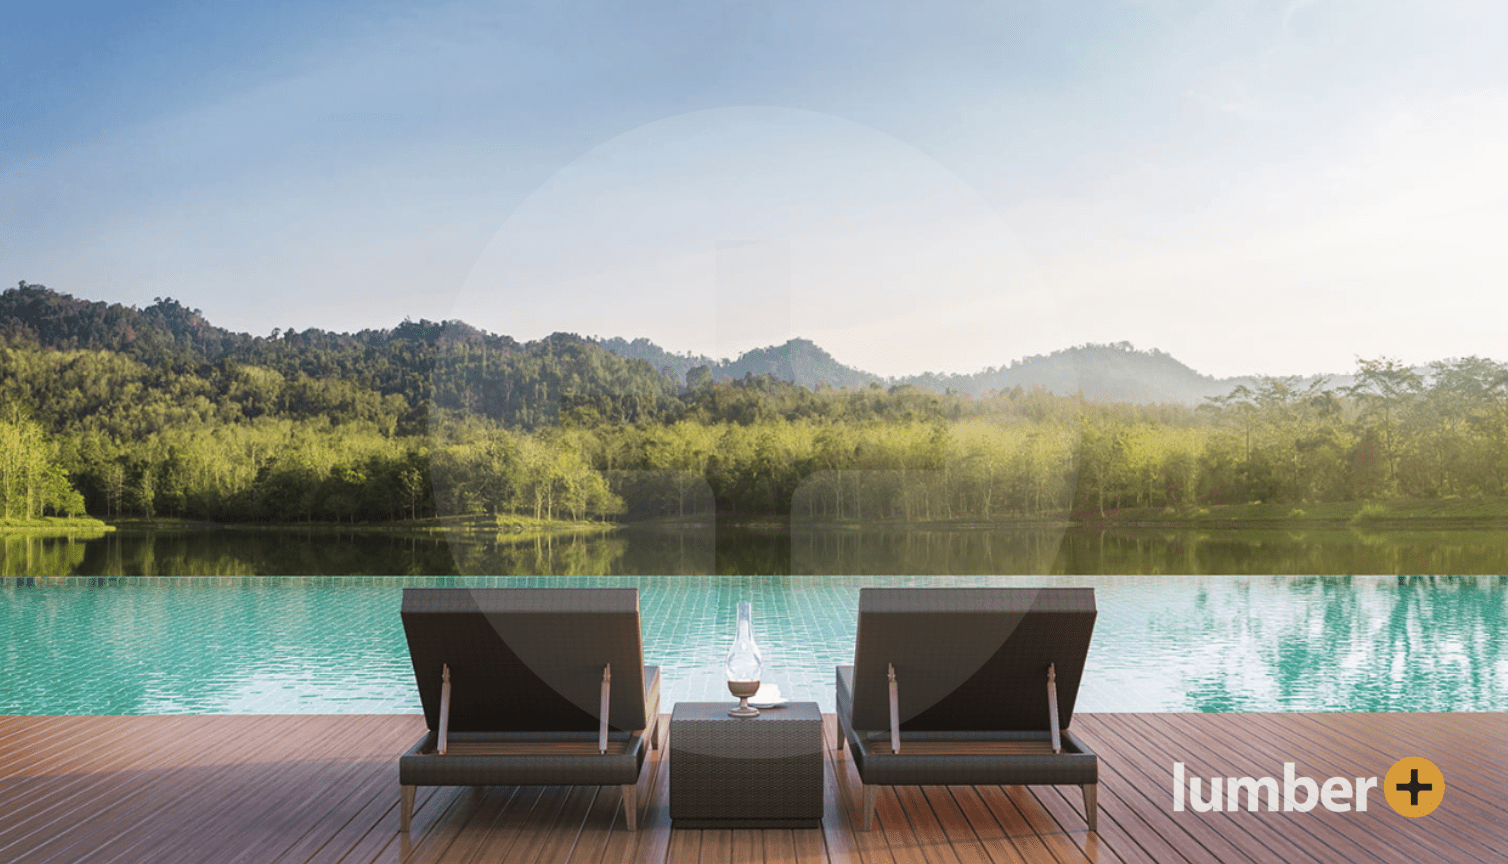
[728,697,761,718]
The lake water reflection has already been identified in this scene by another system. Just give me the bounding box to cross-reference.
[10,522,1508,577]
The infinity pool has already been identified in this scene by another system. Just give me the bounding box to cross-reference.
[3,575,1504,713]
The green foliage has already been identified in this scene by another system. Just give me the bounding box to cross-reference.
[8,283,1508,524]
[0,410,88,519]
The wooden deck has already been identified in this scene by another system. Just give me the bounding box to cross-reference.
[2,713,1503,863]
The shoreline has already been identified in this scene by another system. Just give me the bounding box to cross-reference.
[67,497,1508,535]
[0,517,114,536]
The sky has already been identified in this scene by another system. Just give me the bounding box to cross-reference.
[4,0,1506,379]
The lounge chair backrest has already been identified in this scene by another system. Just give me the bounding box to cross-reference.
[402,588,648,733]
[849,587,1095,732]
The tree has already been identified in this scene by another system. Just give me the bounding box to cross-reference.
[0,410,89,519]
[1345,358,1423,495]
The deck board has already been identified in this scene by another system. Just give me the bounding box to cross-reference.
[0,713,1501,863]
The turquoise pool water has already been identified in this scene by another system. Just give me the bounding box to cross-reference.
[3,575,1504,714]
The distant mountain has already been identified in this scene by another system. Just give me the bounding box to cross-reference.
[594,337,714,383]
[594,336,1274,404]
[2,282,1344,408]
[720,339,878,390]
[0,281,254,359]
[595,336,880,390]
[896,342,1257,404]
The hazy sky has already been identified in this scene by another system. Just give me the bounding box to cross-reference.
[5,0,1506,378]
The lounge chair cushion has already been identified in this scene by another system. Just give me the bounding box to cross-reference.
[848,587,1096,732]
[837,665,1096,786]
[401,587,651,733]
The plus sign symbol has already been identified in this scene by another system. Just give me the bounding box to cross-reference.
[1383,757,1445,817]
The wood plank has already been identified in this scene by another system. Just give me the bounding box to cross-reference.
[700,828,733,864]
[828,746,897,864]
[0,715,112,775]
[1034,785,1155,864]
[1233,713,1505,864]
[943,786,1036,864]
[1147,713,1438,864]
[0,716,51,752]
[820,714,868,864]
[304,782,449,864]
[917,786,1009,864]
[666,824,702,864]
[473,783,574,863]
[1286,713,1508,815]
[997,785,1093,864]
[1069,718,1261,864]
[226,719,425,864]
[405,785,526,864]
[118,715,396,864]
[153,715,411,864]
[730,828,763,864]
[599,720,672,864]
[561,785,620,864]
[1087,713,1328,864]
[1013,787,1125,864]
[0,718,202,819]
[891,786,965,864]
[873,786,935,864]
[261,723,440,864]
[382,786,501,864]
[526,785,599,864]
[792,826,826,864]
[0,714,1502,864]
[6,715,310,864]
[761,828,798,864]
[464,785,548,864]
[0,715,205,849]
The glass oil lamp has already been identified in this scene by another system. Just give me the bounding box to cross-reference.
[724,601,763,717]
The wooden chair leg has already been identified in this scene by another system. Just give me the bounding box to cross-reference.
[621,784,639,831]
[1083,783,1098,832]
[400,785,415,833]
[860,785,877,831]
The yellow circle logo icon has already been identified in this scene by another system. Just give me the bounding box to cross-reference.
[1383,757,1444,817]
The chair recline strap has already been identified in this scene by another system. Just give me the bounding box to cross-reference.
[888,663,900,754]
[438,663,452,756]
[599,664,611,754]
[437,663,611,755]
[1047,662,1061,754]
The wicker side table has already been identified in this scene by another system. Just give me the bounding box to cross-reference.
[669,702,823,828]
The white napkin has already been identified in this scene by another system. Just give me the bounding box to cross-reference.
[750,683,785,706]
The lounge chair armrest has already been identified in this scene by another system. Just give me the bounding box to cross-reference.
[888,663,900,754]
[599,664,611,754]
[438,664,452,755]
[1047,662,1060,754]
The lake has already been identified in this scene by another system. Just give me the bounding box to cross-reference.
[10,522,1508,577]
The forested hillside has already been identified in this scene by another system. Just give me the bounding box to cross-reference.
[4,282,1507,525]
[593,334,1259,402]
[597,336,879,390]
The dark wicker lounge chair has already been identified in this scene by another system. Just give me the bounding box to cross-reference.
[398,588,661,832]
[835,587,1098,831]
